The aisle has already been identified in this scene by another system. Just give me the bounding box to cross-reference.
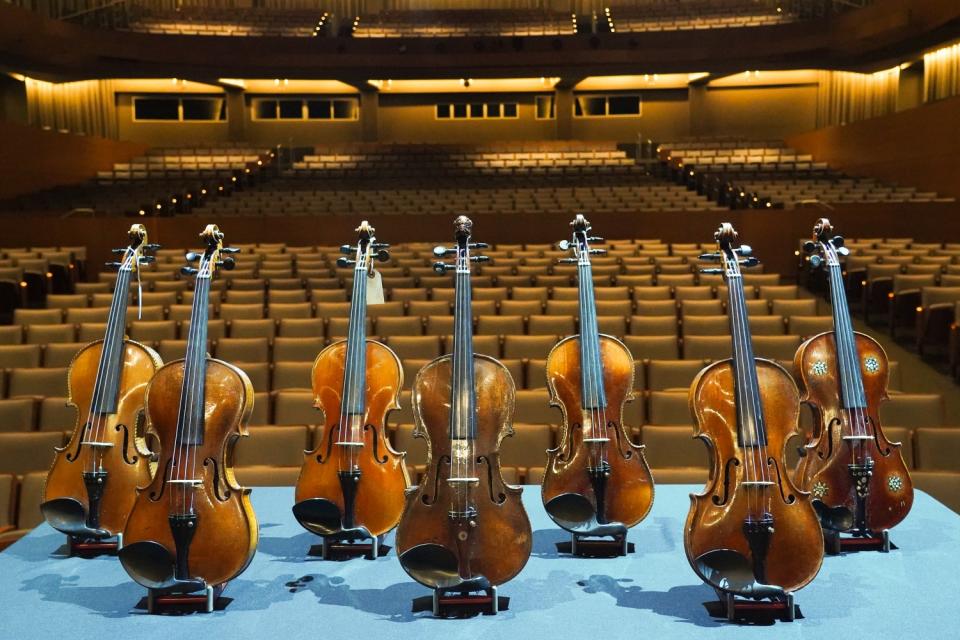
[2,486,957,640]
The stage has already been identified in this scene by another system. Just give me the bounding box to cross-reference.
[1,485,957,639]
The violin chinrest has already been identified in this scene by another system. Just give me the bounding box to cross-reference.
[694,549,786,600]
[291,498,344,537]
[543,492,628,536]
[812,501,856,533]
[399,542,480,590]
[40,497,111,539]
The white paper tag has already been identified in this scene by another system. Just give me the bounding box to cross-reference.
[366,270,385,305]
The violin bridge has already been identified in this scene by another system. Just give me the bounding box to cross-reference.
[582,437,611,443]
[336,441,365,447]
[80,441,115,448]
[447,477,480,485]
[167,479,203,486]
[741,481,775,487]
[842,435,873,441]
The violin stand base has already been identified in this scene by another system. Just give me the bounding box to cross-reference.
[705,590,800,623]
[416,585,502,617]
[557,532,632,558]
[145,583,227,614]
[67,533,121,557]
[824,528,892,555]
[308,533,385,560]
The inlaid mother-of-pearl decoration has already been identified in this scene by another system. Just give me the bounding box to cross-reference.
[864,356,880,374]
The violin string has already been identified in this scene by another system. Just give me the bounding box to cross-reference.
[182,255,204,516]
[187,256,211,516]
[170,252,195,516]
[340,244,364,476]
[727,253,758,521]
[84,248,131,474]
[829,253,868,463]
[578,252,596,472]
[455,242,468,516]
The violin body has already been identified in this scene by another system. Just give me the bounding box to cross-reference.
[685,359,823,595]
[794,331,913,532]
[42,339,161,538]
[542,334,654,532]
[294,339,408,537]
[396,354,531,590]
[120,358,257,589]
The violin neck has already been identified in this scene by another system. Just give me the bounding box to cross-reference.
[827,263,867,409]
[577,259,607,410]
[725,273,767,447]
[177,272,211,447]
[449,259,477,441]
[342,263,368,416]
[92,263,134,414]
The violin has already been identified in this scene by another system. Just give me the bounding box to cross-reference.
[795,218,913,535]
[685,223,823,599]
[120,225,257,593]
[293,221,409,543]
[42,224,161,543]
[396,215,532,592]
[541,214,654,535]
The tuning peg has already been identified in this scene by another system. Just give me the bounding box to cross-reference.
[557,257,578,264]
[735,245,752,256]
[470,256,490,263]
[699,253,721,261]
[836,246,850,256]
[468,242,489,249]
[739,257,759,267]
[218,257,236,271]
[803,241,818,254]
[144,243,161,251]
[433,262,453,274]
[138,256,156,264]
[185,252,202,262]
[111,248,127,255]
[336,257,356,268]
[700,268,723,274]
[180,266,198,276]
[220,247,241,255]
[371,242,390,250]
[588,249,607,255]
[831,235,845,248]
[104,261,123,269]
[587,236,604,243]
[809,255,824,268]
[340,244,356,255]
[376,249,390,262]
[433,245,456,257]
[558,240,571,251]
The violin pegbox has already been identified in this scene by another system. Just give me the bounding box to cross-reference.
[803,217,848,269]
[433,215,488,274]
[106,223,159,271]
[337,220,390,271]
[700,222,758,279]
[557,213,605,264]
[181,224,238,278]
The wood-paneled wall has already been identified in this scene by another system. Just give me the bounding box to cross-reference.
[0,121,148,200]
[786,94,960,199]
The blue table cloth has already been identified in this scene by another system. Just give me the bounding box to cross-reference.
[2,485,957,639]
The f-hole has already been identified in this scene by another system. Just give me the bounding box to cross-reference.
[148,458,172,501]
[115,423,139,465]
[712,458,740,506]
[65,422,90,462]
[767,457,796,504]
[608,420,633,459]
[364,423,388,463]
[866,415,892,456]
[818,417,842,460]
[477,455,507,504]
[421,455,450,506]
[204,457,230,501]
[316,425,337,463]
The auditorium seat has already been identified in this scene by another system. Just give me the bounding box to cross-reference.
[229,318,277,339]
[273,390,320,426]
[273,337,324,363]
[622,336,680,360]
[642,426,708,483]
[273,362,312,391]
[216,338,270,363]
[0,344,42,368]
[514,389,558,427]
[0,399,36,432]
[880,394,945,428]
[500,423,552,478]
[377,316,423,336]
[647,360,708,391]
[385,336,441,361]
[8,368,68,399]
[528,316,575,336]
[503,335,557,360]
[630,316,678,336]
[648,391,692,426]
[0,432,64,475]
[278,318,325,337]
[25,324,76,344]
[235,426,311,487]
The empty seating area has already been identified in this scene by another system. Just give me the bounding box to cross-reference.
[123,8,327,37]
[352,9,574,38]
[3,145,274,216]
[655,138,953,208]
[1,235,956,543]
[609,0,792,33]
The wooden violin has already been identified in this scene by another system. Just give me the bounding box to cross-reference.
[120,225,257,593]
[42,224,162,544]
[293,221,409,545]
[794,218,913,536]
[396,215,532,593]
[685,223,823,599]
[541,214,654,535]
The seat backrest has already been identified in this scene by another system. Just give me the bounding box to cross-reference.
[8,367,69,398]
[0,398,37,432]
[235,426,310,467]
[17,471,47,529]
[0,432,64,475]
[0,344,42,368]
[914,429,959,471]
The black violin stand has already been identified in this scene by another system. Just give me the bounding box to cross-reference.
[308,531,385,561]
[824,528,892,555]
[413,585,503,617]
[67,533,122,557]
[145,582,228,614]
[557,531,632,558]
[706,589,799,624]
